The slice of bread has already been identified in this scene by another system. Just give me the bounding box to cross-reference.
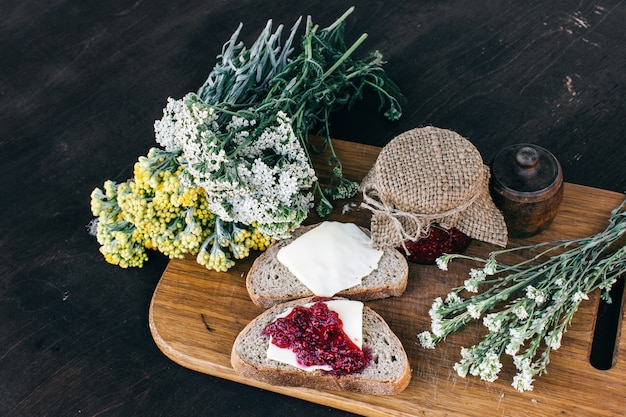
[230,296,411,395]
[246,223,409,308]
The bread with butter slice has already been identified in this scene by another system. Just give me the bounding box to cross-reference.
[230,296,411,395]
[246,223,409,308]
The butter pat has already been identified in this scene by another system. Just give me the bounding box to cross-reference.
[266,299,363,371]
[276,222,383,297]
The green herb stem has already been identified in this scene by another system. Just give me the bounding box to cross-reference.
[322,33,369,78]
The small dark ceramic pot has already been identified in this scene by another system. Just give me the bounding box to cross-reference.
[490,144,564,238]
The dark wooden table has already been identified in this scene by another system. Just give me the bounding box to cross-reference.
[1,1,624,416]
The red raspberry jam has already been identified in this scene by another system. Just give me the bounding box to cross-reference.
[261,299,372,376]
[400,224,471,264]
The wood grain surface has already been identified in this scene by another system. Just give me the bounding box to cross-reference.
[149,139,626,417]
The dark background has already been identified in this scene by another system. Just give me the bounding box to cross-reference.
[1,1,624,416]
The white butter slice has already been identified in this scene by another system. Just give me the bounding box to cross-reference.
[266,299,364,372]
[276,221,384,297]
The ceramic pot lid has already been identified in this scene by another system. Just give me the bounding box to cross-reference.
[491,143,562,195]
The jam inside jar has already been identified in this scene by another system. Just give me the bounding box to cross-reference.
[261,299,372,375]
[400,224,471,264]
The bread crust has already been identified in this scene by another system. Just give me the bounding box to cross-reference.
[246,223,409,308]
[230,296,411,395]
[231,354,412,395]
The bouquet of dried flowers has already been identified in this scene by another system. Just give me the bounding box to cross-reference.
[419,198,626,391]
[90,8,404,271]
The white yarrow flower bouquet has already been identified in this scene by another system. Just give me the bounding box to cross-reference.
[419,198,626,392]
[154,94,316,239]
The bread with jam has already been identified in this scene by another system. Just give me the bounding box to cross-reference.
[231,296,411,395]
[246,223,409,308]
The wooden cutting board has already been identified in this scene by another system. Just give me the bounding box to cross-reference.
[149,138,626,417]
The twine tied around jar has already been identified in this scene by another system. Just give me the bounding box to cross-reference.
[360,126,508,250]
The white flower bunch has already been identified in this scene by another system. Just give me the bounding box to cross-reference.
[154,93,316,239]
[418,199,626,391]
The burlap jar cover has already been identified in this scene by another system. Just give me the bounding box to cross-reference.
[360,126,508,250]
